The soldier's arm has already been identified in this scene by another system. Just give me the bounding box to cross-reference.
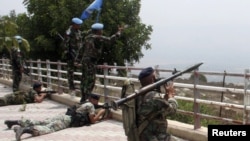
[89,109,106,124]
[34,93,47,103]
[163,84,178,115]
[99,26,123,43]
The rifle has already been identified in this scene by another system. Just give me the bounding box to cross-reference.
[111,62,203,110]
[23,66,30,76]
[95,102,112,109]
[38,91,58,95]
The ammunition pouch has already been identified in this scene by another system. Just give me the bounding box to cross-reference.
[65,105,91,127]
[68,50,76,60]
[82,57,97,64]
[13,91,26,104]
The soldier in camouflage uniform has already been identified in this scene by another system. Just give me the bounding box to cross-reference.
[63,17,83,96]
[11,47,24,92]
[0,82,48,106]
[4,94,108,141]
[136,67,178,141]
[79,23,123,103]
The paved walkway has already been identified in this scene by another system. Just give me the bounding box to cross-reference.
[0,84,127,141]
[0,83,191,141]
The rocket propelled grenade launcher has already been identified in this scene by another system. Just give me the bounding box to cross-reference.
[111,62,203,110]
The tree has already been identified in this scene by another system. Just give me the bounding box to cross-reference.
[20,0,152,66]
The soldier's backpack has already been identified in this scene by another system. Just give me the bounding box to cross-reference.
[65,104,91,127]
[120,79,140,141]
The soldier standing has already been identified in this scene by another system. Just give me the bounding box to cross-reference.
[10,46,24,92]
[63,17,83,97]
[79,23,123,103]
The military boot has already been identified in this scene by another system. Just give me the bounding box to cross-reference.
[15,126,39,141]
[4,120,21,129]
[0,97,6,106]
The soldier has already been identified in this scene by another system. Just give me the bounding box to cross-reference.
[136,67,178,141]
[79,23,123,103]
[4,94,110,141]
[63,17,83,97]
[0,82,50,106]
[10,47,24,92]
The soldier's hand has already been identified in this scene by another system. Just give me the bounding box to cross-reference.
[164,82,175,100]
[116,25,127,35]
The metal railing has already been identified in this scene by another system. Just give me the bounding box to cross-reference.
[1,58,250,130]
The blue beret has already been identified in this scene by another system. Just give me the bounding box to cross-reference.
[91,23,104,30]
[14,35,22,40]
[138,67,154,80]
[14,35,22,43]
[72,17,83,25]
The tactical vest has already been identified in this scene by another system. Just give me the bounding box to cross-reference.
[65,104,91,127]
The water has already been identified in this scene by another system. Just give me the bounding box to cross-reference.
[131,62,248,86]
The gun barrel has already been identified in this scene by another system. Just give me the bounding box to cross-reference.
[38,91,57,94]
[111,62,203,110]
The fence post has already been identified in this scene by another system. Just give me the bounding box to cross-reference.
[243,69,250,124]
[29,59,34,86]
[57,60,62,91]
[193,68,201,129]
[125,61,132,77]
[46,59,51,88]
[37,59,42,82]
[0,58,6,79]
[2,58,10,79]
[103,63,109,102]
[219,70,227,117]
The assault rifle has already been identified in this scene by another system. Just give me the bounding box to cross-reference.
[111,62,203,110]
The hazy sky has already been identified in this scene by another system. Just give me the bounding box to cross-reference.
[1,0,250,72]
[138,0,250,72]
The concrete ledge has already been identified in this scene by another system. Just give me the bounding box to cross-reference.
[50,93,81,107]
[168,120,207,141]
[0,78,208,141]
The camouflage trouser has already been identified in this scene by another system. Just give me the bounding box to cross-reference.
[140,120,170,141]
[0,91,27,106]
[67,59,75,90]
[12,69,22,92]
[80,60,96,102]
[19,114,71,135]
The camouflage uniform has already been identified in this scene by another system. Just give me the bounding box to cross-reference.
[0,89,38,106]
[19,115,72,135]
[137,91,178,141]
[64,25,83,91]
[17,101,94,136]
[10,47,23,92]
[80,33,119,102]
